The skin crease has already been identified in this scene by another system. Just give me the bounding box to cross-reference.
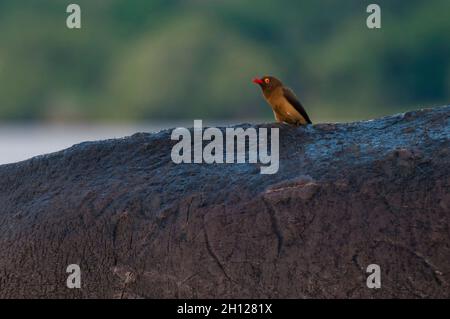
[253,76,312,126]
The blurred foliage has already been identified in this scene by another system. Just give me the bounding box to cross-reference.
[0,0,449,122]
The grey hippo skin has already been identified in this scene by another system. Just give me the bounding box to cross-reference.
[0,106,449,298]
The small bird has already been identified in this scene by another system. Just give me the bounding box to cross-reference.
[253,75,312,126]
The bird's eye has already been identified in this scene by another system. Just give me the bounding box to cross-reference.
[264,78,270,84]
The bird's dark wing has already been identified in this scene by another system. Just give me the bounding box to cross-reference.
[283,87,312,124]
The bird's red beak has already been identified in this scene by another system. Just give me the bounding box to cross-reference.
[252,77,264,85]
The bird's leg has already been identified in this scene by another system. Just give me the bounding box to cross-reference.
[273,111,284,123]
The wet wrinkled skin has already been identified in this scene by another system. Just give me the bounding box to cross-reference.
[0,106,449,298]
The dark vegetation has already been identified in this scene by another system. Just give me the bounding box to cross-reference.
[0,0,449,122]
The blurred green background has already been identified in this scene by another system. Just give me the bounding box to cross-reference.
[0,0,449,123]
